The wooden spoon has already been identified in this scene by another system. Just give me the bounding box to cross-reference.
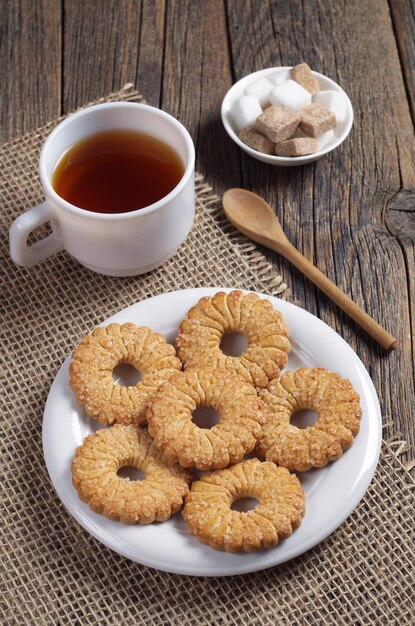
[222,188,397,351]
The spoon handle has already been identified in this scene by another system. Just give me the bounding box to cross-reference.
[280,243,397,350]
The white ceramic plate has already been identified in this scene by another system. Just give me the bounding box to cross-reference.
[221,67,354,166]
[43,288,381,576]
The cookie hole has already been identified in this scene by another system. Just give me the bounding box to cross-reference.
[231,497,259,512]
[117,467,145,481]
[112,363,141,386]
[220,332,248,357]
[192,407,221,429]
[291,409,317,429]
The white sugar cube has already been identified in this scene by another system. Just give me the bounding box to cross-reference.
[269,79,312,111]
[313,90,348,122]
[317,129,336,150]
[268,70,291,86]
[244,78,273,104]
[231,95,262,132]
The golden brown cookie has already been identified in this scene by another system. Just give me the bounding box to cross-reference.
[176,291,290,388]
[147,367,264,470]
[72,424,191,524]
[183,458,305,552]
[258,368,362,472]
[70,323,181,426]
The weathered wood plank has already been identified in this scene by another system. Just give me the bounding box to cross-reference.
[63,0,141,111]
[386,191,415,239]
[389,0,415,123]
[162,0,241,190]
[226,0,415,456]
[0,0,61,141]
[135,0,166,107]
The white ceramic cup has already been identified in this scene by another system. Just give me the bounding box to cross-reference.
[9,103,195,276]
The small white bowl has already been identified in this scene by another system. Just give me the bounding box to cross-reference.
[221,67,354,166]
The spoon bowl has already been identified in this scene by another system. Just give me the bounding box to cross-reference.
[222,189,289,250]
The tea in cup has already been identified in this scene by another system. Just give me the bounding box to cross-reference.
[9,103,195,276]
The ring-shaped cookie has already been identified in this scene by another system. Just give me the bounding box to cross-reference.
[147,367,264,470]
[176,291,291,388]
[183,458,305,552]
[70,323,181,425]
[258,368,362,472]
[72,425,191,524]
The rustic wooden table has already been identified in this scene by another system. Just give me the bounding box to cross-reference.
[1,0,414,462]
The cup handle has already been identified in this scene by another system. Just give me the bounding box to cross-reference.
[9,201,64,267]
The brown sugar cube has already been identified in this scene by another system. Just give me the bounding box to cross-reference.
[255,105,300,144]
[300,103,336,137]
[275,137,318,157]
[239,127,275,155]
[291,127,312,139]
[291,63,319,95]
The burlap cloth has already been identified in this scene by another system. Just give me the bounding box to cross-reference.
[1,85,413,625]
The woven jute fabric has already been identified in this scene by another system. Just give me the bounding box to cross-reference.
[1,86,414,625]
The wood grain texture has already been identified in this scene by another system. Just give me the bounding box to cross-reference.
[0,0,414,459]
[134,0,165,107]
[389,0,415,123]
[0,0,61,141]
[63,0,141,111]
[161,0,241,188]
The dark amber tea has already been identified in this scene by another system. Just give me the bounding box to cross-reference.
[52,129,185,214]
